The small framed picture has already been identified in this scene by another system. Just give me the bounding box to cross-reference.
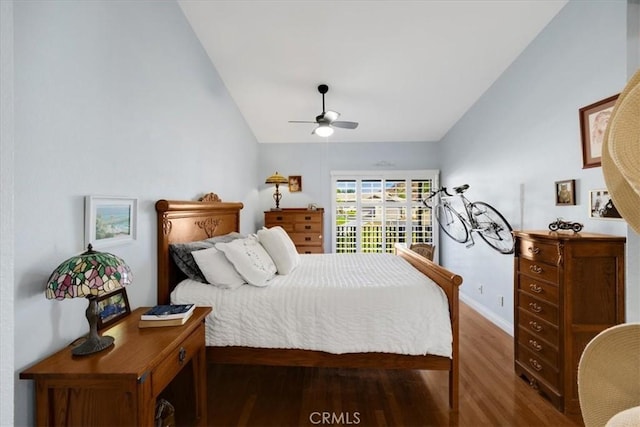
[96,288,131,330]
[579,94,619,168]
[85,196,138,249]
[555,179,576,206]
[589,189,622,220]
[288,175,302,192]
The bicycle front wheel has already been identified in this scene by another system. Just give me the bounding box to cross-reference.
[435,203,469,243]
[471,202,515,254]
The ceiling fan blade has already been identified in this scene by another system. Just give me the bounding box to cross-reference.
[323,110,340,122]
[331,121,359,129]
[288,120,316,124]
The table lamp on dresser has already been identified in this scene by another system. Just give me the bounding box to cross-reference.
[45,244,132,356]
[265,171,288,210]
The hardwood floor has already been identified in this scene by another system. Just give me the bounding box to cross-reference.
[206,303,584,426]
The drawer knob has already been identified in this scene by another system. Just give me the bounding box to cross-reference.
[527,246,540,255]
[529,283,543,293]
[528,378,539,390]
[178,347,187,365]
[305,216,312,220]
[276,216,283,221]
[528,302,542,313]
[529,358,543,372]
[529,339,542,352]
[529,264,543,274]
[528,320,543,332]
[305,225,311,230]
[305,237,311,241]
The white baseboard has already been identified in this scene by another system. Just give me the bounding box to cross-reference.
[459,293,514,337]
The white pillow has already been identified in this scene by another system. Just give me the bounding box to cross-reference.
[257,226,300,275]
[191,247,246,290]
[215,236,277,287]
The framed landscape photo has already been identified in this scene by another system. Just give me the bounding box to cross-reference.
[96,288,131,330]
[555,179,576,206]
[579,94,619,168]
[85,196,138,249]
[288,175,302,192]
[589,189,622,220]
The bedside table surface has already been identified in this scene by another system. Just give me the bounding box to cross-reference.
[20,306,211,379]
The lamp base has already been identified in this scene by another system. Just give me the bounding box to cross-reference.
[72,334,114,356]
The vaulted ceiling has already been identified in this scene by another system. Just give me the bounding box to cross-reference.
[179,1,568,144]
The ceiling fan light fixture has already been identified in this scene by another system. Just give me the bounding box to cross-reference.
[313,124,334,137]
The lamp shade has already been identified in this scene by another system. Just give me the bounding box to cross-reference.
[265,172,288,185]
[46,244,132,300]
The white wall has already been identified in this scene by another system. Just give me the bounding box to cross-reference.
[439,0,636,331]
[257,141,440,251]
[12,2,259,425]
[0,1,15,426]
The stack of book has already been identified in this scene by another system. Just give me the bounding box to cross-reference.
[138,304,196,328]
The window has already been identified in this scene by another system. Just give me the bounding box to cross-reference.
[331,170,439,253]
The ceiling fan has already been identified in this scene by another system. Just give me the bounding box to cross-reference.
[289,84,359,137]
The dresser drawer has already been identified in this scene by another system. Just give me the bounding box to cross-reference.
[517,343,560,389]
[291,233,322,246]
[294,213,322,223]
[264,212,293,225]
[265,222,294,233]
[151,322,205,397]
[518,308,559,346]
[518,326,558,365]
[518,258,558,284]
[518,239,558,264]
[297,246,324,254]
[294,222,322,233]
[518,276,559,304]
[518,291,558,325]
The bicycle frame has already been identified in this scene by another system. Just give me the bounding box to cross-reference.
[438,193,484,247]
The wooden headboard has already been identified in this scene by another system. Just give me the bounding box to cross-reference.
[155,193,244,305]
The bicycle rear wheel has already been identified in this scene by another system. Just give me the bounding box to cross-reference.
[471,202,515,254]
[435,203,469,243]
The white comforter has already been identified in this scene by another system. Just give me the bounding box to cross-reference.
[171,253,452,358]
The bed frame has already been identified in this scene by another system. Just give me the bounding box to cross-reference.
[155,195,463,410]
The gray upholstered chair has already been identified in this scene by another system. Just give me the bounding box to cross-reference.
[578,323,640,427]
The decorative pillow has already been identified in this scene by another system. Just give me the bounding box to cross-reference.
[257,226,300,274]
[215,236,277,287]
[169,232,245,282]
[191,247,246,290]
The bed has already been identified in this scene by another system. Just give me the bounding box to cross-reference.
[155,194,463,410]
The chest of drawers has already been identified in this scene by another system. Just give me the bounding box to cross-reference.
[513,231,625,414]
[264,208,324,253]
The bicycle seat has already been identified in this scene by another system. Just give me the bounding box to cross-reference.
[453,184,469,194]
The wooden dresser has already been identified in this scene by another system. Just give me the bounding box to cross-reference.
[513,231,625,414]
[20,307,211,426]
[264,208,324,253]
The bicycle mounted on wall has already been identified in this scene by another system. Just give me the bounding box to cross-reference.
[422,184,515,254]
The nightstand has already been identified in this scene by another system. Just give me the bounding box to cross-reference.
[20,306,211,426]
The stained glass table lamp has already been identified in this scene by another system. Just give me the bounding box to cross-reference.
[46,244,132,356]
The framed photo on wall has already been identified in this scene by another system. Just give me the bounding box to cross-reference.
[579,94,619,168]
[288,175,302,192]
[588,189,622,220]
[555,179,576,206]
[96,288,131,330]
[85,196,138,249]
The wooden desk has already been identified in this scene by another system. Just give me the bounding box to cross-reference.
[20,306,211,426]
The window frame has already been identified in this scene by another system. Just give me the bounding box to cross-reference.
[330,169,440,255]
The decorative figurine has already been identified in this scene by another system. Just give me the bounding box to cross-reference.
[549,218,583,233]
